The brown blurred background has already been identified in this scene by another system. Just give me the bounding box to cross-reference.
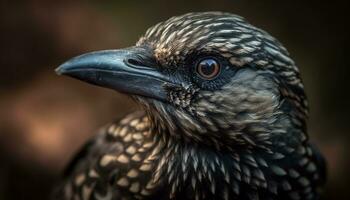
[0,0,349,199]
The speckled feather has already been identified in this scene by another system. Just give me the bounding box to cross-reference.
[54,12,326,200]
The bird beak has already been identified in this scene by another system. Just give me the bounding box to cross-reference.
[56,47,172,101]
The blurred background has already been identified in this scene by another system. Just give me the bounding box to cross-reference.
[0,0,348,199]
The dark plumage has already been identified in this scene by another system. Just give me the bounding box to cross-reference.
[54,12,326,200]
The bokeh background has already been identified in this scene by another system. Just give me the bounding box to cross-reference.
[0,0,349,199]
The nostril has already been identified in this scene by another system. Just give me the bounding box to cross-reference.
[126,58,156,70]
[126,58,143,67]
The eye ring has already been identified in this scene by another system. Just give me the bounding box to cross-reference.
[196,58,221,80]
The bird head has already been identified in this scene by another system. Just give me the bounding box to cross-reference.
[57,12,308,151]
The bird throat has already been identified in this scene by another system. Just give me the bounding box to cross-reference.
[133,93,307,199]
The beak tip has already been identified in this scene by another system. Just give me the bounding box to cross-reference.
[55,62,71,76]
[55,66,64,75]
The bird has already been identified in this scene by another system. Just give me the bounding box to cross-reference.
[54,12,326,200]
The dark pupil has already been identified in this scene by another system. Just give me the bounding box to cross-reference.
[200,59,216,75]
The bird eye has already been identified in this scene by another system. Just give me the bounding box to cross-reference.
[196,58,220,79]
